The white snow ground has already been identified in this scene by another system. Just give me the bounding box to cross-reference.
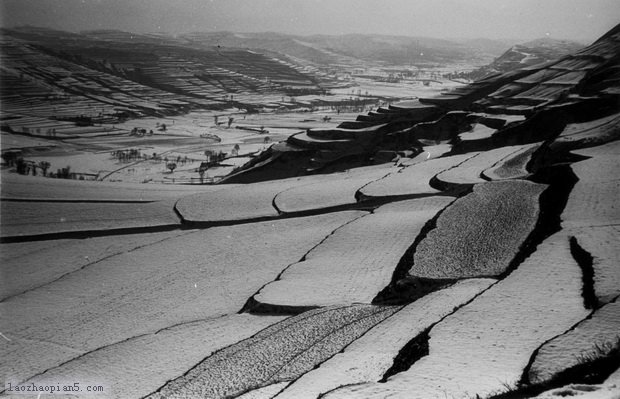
[359,152,477,198]
[0,212,363,385]
[325,232,589,399]
[254,197,454,309]
[272,279,495,399]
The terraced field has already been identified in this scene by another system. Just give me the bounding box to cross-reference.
[0,230,187,300]
[482,142,542,180]
[270,279,494,399]
[359,152,477,198]
[254,197,454,310]
[410,180,547,279]
[0,212,362,384]
[273,164,393,213]
[1,199,180,238]
[148,305,399,399]
[528,299,620,385]
[434,144,536,186]
[17,314,287,399]
[552,112,620,150]
[326,233,589,398]
[175,177,324,222]
[2,23,620,399]
[562,143,620,229]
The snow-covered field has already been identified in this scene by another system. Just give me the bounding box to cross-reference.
[325,232,590,398]
[0,212,362,385]
[434,144,536,186]
[529,300,620,385]
[1,199,180,237]
[410,180,546,279]
[254,197,454,309]
[2,100,619,399]
[273,164,394,213]
[271,279,494,399]
[482,142,541,180]
[359,152,477,198]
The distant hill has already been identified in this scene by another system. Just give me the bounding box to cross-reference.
[0,26,328,118]
[0,26,514,120]
[180,31,506,67]
[456,37,520,58]
[463,38,584,81]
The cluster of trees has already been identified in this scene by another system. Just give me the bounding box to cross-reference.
[112,149,144,162]
[1,154,71,179]
[15,127,58,137]
[213,116,234,128]
[2,152,52,176]
[130,128,153,136]
[195,149,231,183]
[163,155,192,174]
[443,70,478,81]
[204,150,227,163]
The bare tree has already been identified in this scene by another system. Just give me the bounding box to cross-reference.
[38,161,51,177]
[198,164,208,183]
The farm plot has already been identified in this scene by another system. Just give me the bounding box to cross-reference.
[237,384,291,399]
[0,230,187,300]
[0,199,180,238]
[1,173,222,201]
[561,142,620,230]
[457,123,497,142]
[569,226,620,304]
[562,172,620,229]
[254,197,455,309]
[147,305,400,399]
[568,149,620,184]
[272,279,494,399]
[176,174,336,222]
[18,314,286,399]
[552,111,620,150]
[273,164,394,213]
[399,144,453,166]
[528,299,620,384]
[482,142,542,180]
[410,180,547,279]
[435,144,536,186]
[359,152,477,198]
[325,232,589,399]
[571,139,620,158]
[0,212,363,384]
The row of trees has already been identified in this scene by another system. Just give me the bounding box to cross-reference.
[112,149,143,162]
[2,152,52,176]
[112,149,195,166]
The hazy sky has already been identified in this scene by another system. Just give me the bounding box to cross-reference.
[1,0,619,42]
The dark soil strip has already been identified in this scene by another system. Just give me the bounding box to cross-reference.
[378,278,501,383]
[0,223,186,244]
[371,164,579,383]
[241,297,319,316]
[569,236,599,309]
[380,328,430,381]
[494,164,578,282]
[175,193,441,229]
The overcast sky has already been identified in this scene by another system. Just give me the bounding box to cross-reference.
[1,0,619,42]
